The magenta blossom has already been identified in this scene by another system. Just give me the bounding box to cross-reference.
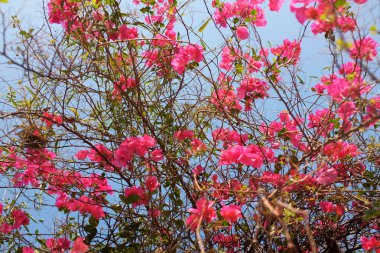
[220,204,242,224]
[186,197,216,231]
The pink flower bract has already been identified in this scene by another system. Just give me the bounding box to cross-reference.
[236,26,249,40]
[220,204,242,224]
[186,197,216,231]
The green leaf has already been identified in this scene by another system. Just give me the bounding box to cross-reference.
[124,194,140,204]
[37,238,46,247]
[104,0,115,4]
[20,30,32,38]
[200,40,207,50]
[369,25,377,35]
[235,63,244,74]
[198,18,211,33]
[84,225,97,234]
[69,107,79,117]
[297,75,304,84]
[334,0,346,7]
[0,0,9,3]
[364,209,380,221]
[89,216,99,227]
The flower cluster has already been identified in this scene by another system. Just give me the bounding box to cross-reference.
[308,109,335,137]
[114,135,162,167]
[0,207,29,234]
[319,201,345,216]
[219,144,274,168]
[361,236,380,252]
[113,76,137,99]
[171,45,204,74]
[220,204,242,224]
[290,0,358,35]
[124,186,149,208]
[270,39,302,65]
[211,87,242,112]
[237,77,269,111]
[260,111,306,151]
[213,0,267,28]
[350,37,378,61]
[323,141,359,161]
[186,197,216,231]
[212,128,249,148]
[41,112,63,128]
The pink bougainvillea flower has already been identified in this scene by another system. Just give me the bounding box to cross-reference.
[113,76,137,98]
[271,39,301,65]
[308,108,334,137]
[48,0,79,25]
[146,176,159,192]
[193,165,204,175]
[261,171,285,186]
[71,237,89,253]
[337,101,357,121]
[318,73,370,102]
[311,20,334,35]
[320,201,335,213]
[119,25,138,40]
[219,144,269,168]
[323,141,359,161]
[236,26,249,40]
[219,46,235,70]
[186,197,216,231]
[171,44,203,74]
[212,128,249,147]
[350,37,378,61]
[41,112,63,128]
[211,87,243,112]
[22,247,34,253]
[150,149,164,162]
[269,0,285,11]
[174,129,194,141]
[361,236,380,251]
[290,0,312,24]
[75,150,89,160]
[219,145,245,165]
[190,139,207,154]
[213,233,239,249]
[220,204,242,224]
[55,193,106,219]
[337,16,356,33]
[114,135,157,167]
[46,238,71,253]
[0,222,12,234]
[92,10,104,21]
[315,165,338,185]
[124,186,149,208]
[365,96,380,124]
[148,209,161,218]
[11,209,30,229]
[335,204,345,216]
[237,77,269,110]
[213,0,266,27]
[88,144,113,163]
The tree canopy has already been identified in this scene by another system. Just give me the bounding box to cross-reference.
[0,0,379,252]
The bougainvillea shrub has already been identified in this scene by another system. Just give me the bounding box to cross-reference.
[0,0,379,252]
